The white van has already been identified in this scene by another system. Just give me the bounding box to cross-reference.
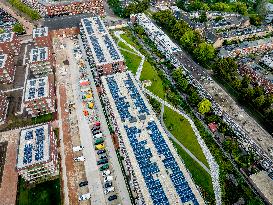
[73,146,84,152]
[104,176,113,183]
[104,187,115,195]
[93,133,103,139]
[78,193,91,201]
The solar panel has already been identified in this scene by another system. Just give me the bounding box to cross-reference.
[147,121,198,204]
[103,35,120,61]
[25,131,33,140]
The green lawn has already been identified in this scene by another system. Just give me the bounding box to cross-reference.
[120,50,141,74]
[172,140,215,203]
[120,33,137,47]
[140,61,165,99]
[163,106,208,167]
[118,41,136,53]
[17,178,61,205]
[32,113,53,124]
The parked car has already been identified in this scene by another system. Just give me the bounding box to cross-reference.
[93,133,103,139]
[97,149,106,155]
[99,155,107,160]
[91,125,100,131]
[104,187,115,195]
[78,193,91,201]
[104,181,112,188]
[73,146,84,152]
[108,195,117,201]
[102,170,111,177]
[104,176,113,183]
[92,129,101,135]
[100,164,109,171]
[94,138,104,145]
[79,181,88,187]
[94,121,101,126]
[95,143,105,150]
[97,158,108,165]
[74,156,85,162]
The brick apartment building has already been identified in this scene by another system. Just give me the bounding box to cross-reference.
[33,27,52,47]
[0,52,15,84]
[80,16,125,76]
[22,0,104,17]
[16,123,58,183]
[0,32,21,55]
[23,75,55,116]
[0,92,8,125]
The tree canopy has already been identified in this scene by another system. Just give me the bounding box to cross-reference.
[198,99,212,115]
[193,42,215,65]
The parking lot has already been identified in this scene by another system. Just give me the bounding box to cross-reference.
[54,37,91,205]
[55,35,131,205]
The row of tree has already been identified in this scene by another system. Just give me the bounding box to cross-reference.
[107,0,149,18]
[8,0,41,20]
[152,10,215,67]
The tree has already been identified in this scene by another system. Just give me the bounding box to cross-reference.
[249,14,263,26]
[241,76,251,88]
[172,68,188,91]
[12,23,25,34]
[153,10,176,30]
[188,91,200,105]
[180,30,202,51]
[193,42,215,65]
[210,2,231,12]
[198,99,212,115]
[199,11,207,23]
[255,0,268,18]
[232,2,248,15]
[171,21,190,40]
[254,95,265,108]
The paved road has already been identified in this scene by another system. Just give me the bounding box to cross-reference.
[66,39,107,205]
[78,36,132,205]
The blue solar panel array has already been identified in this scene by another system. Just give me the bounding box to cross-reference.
[106,77,132,121]
[25,131,33,140]
[38,87,45,97]
[147,121,198,205]
[124,125,169,205]
[94,17,105,33]
[23,144,33,164]
[35,127,44,161]
[83,18,94,35]
[124,74,149,115]
[88,35,106,63]
[103,35,120,61]
[28,87,35,99]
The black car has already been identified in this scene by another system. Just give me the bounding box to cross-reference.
[104,181,112,188]
[92,129,101,135]
[97,149,106,155]
[108,195,117,201]
[99,155,107,159]
[97,158,108,165]
[91,125,100,131]
[79,181,88,187]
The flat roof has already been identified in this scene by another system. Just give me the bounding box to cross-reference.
[0,54,7,69]
[32,27,48,38]
[0,32,14,43]
[30,47,49,63]
[24,76,49,101]
[101,71,203,205]
[134,13,181,55]
[17,124,51,169]
[81,17,124,66]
